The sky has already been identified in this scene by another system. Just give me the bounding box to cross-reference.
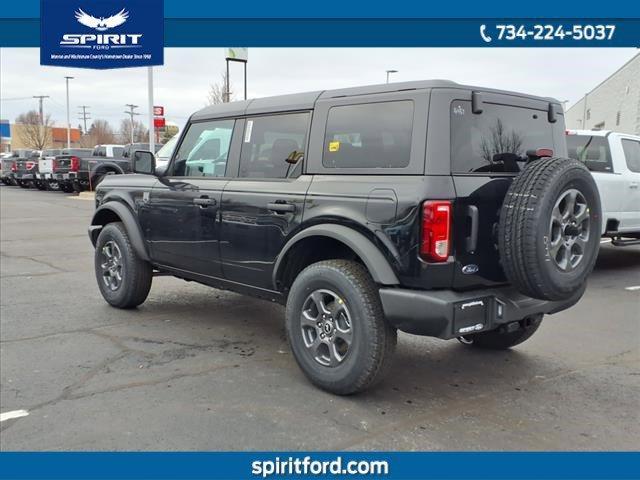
[1,48,638,133]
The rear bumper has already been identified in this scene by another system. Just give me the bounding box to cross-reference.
[379,285,585,339]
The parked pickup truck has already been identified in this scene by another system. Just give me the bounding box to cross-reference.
[566,130,640,246]
[33,149,62,190]
[41,148,93,192]
[1,149,34,185]
[13,150,42,188]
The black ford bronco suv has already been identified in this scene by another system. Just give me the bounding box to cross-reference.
[89,80,601,394]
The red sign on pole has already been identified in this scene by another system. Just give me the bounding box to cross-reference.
[153,117,165,128]
[153,106,164,116]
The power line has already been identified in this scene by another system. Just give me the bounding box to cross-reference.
[78,105,91,134]
[124,104,140,144]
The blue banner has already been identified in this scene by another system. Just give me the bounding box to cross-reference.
[0,452,639,479]
[39,0,163,69]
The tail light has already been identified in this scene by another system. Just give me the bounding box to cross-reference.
[26,161,35,170]
[10,162,17,172]
[420,200,452,262]
[52,159,59,172]
[69,156,80,172]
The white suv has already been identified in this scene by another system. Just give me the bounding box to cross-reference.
[566,130,640,243]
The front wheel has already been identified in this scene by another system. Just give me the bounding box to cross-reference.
[94,222,152,309]
[458,314,543,350]
[286,260,397,395]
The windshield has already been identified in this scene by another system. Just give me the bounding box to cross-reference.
[565,135,613,172]
[156,135,178,160]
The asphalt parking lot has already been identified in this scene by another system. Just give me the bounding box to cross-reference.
[1,185,639,451]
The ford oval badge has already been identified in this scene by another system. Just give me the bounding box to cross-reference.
[462,264,479,275]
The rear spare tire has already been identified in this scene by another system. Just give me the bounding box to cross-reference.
[499,157,601,301]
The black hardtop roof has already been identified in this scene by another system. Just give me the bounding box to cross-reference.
[191,79,560,121]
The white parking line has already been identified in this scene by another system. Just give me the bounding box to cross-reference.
[0,409,29,422]
[625,286,640,291]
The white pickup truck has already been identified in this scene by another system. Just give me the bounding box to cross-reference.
[566,130,640,246]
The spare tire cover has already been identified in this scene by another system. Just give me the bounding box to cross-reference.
[498,157,601,301]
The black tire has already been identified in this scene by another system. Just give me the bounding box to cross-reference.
[285,260,397,395]
[60,183,74,193]
[18,181,30,189]
[94,222,152,309]
[459,314,543,350]
[46,181,60,191]
[35,181,47,191]
[499,157,601,301]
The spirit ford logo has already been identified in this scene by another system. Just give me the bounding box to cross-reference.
[59,8,142,47]
[60,34,142,45]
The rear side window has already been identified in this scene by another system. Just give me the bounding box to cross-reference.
[239,112,309,179]
[566,135,613,172]
[621,139,640,173]
[450,101,555,173]
[113,147,124,157]
[94,147,106,157]
[323,101,413,169]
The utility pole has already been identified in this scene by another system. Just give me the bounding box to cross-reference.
[78,105,91,134]
[64,76,74,148]
[33,95,50,124]
[124,104,140,144]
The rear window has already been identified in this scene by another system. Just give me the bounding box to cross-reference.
[451,101,556,173]
[323,101,413,169]
[566,135,612,172]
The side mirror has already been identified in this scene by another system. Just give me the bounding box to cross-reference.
[132,150,156,175]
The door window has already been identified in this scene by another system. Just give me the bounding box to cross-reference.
[323,101,413,169]
[239,113,309,179]
[622,139,640,173]
[172,120,235,177]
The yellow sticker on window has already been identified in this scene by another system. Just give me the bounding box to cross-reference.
[328,141,340,152]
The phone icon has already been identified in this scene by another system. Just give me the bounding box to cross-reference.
[480,24,492,43]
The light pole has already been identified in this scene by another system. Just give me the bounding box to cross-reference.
[64,76,74,148]
[386,69,398,84]
[147,67,155,153]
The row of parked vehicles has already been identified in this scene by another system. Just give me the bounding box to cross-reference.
[0,138,176,192]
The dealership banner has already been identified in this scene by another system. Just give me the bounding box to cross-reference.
[39,0,163,68]
[0,452,639,479]
[0,1,639,47]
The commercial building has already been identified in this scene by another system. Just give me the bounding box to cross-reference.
[565,53,640,135]
[6,124,81,150]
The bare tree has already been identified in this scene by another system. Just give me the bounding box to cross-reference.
[119,118,148,143]
[15,110,53,150]
[207,72,233,105]
[88,119,116,144]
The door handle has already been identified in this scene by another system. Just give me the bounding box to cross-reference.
[466,205,479,253]
[267,202,296,213]
[630,182,639,189]
[193,196,216,207]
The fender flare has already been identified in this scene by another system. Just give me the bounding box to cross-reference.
[88,202,150,261]
[273,224,399,289]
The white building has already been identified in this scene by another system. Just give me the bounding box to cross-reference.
[565,53,640,135]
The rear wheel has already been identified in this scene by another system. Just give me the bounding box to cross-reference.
[60,183,74,193]
[286,260,396,395]
[94,222,152,309]
[458,314,543,350]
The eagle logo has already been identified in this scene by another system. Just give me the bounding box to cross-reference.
[74,8,129,31]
